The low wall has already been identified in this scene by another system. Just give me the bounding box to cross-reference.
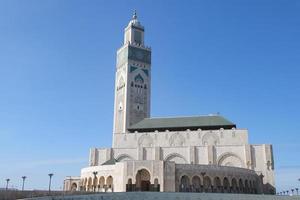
[0,190,94,200]
[21,192,300,200]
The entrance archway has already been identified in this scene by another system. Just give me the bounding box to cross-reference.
[203,176,212,192]
[126,178,133,192]
[192,176,201,192]
[180,175,190,192]
[213,177,221,193]
[223,177,230,193]
[106,176,113,192]
[232,178,238,193]
[71,183,77,191]
[136,169,151,191]
[99,176,105,192]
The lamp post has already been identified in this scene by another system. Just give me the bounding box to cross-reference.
[92,171,98,192]
[291,189,294,195]
[21,176,27,191]
[5,179,10,190]
[48,173,54,194]
[296,188,299,195]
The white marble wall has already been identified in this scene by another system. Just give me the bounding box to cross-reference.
[89,128,274,192]
[113,128,248,148]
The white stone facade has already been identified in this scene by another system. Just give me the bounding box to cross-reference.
[64,12,275,195]
[85,128,274,193]
[63,176,81,191]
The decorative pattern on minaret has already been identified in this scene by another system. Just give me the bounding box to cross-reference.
[113,12,151,134]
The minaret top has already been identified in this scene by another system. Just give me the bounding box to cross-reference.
[127,10,143,28]
[123,11,146,46]
[133,10,137,19]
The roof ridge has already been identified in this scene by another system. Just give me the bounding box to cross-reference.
[144,114,221,119]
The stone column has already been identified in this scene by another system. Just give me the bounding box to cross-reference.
[189,146,196,164]
[137,146,144,160]
[244,145,252,169]
[207,145,215,164]
[154,147,161,160]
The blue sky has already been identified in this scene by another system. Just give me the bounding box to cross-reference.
[0,0,299,192]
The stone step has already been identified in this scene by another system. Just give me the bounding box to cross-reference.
[22,192,300,200]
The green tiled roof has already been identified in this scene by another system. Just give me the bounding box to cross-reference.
[101,158,118,165]
[128,115,236,132]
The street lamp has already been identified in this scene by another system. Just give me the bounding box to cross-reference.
[5,179,10,190]
[21,176,27,191]
[291,189,294,195]
[92,171,98,192]
[48,173,54,194]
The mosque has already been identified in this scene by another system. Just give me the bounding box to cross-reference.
[63,12,275,195]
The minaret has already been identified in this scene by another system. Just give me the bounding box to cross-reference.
[113,11,151,135]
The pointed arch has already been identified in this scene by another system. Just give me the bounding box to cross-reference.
[217,152,244,168]
[232,178,238,193]
[223,177,230,193]
[169,133,185,147]
[135,168,151,191]
[180,175,190,192]
[213,177,221,192]
[106,176,113,192]
[134,73,144,83]
[202,132,219,146]
[87,177,92,191]
[116,154,134,162]
[164,153,187,164]
[117,76,125,91]
[138,134,153,147]
[203,176,212,192]
[191,176,201,192]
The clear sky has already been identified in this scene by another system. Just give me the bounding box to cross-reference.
[0,0,299,193]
